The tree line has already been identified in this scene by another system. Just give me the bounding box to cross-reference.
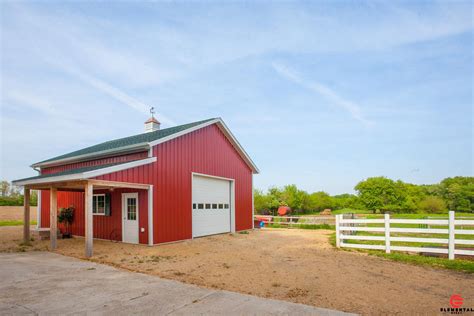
[0,181,37,206]
[254,176,474,214]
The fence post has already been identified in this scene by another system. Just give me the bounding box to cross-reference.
[335,214,341,248]
[448,211,455,260]
[384,213,391,254]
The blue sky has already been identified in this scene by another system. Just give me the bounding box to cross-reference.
[1,1,472,194]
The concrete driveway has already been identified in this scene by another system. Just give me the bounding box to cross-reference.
[0,252,350,315]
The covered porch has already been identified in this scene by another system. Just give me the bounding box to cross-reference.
[21,179,153,257]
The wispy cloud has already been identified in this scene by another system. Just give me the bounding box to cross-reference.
[2,2,177,125]
[55,64,177,126]
[272,62,373,126]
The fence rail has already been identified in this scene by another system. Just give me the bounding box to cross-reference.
[335,211,474,260]
[254,215,334,226]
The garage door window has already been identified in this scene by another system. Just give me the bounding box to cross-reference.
[193,203,230,210]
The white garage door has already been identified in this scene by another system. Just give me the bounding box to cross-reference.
[192,175,231,238]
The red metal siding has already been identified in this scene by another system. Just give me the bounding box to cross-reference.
[40,189,148,244]
[40,123,253,245]
[40,190,50,228]
[41,151,148,174]
[149,124,252,243]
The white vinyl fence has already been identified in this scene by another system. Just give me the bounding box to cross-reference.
[335,211,474,260]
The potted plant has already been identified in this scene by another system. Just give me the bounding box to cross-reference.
[58,206,74,238]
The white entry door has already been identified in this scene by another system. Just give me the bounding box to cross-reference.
[192,175,231,238]
[122,193,139,244]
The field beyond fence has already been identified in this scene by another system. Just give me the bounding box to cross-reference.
[254,215,335,229]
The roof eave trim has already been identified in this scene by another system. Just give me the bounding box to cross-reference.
[31,143,151,169]
[147,118,259,174]
[14,157,157,186]
[215,119,260,174]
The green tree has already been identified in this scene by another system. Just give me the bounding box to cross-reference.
[355,177,407,213]
[0,181,10,197]
[307,191,333,212]
[332,193,362,210]
[253,189,267,214]
[280,185,308,212]
[439,177,474,211]
[418,196,447,213]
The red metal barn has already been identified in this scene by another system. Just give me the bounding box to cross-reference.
[13,117,259,256]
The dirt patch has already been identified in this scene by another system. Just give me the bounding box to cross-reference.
[0,206,37,221]
[0,226,48,252]
[0,226,472,315]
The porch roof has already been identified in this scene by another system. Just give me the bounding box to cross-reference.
[12,157,156,187]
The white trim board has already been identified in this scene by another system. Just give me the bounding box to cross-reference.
[13,157,157,186]
[148,185,154,246]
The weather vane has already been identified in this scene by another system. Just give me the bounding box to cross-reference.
[150,106,155,118]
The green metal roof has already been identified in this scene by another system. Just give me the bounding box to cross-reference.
[15,161,127,183]
[34,118,216,166]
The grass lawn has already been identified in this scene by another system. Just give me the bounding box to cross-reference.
[0,220,37,227]
[365,212,474,219]
[328,233,474,273]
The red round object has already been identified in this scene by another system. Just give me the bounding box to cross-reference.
[277,206,291,216]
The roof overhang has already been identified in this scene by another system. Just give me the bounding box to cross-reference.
[14,157,156,187]
[148,118,260,174]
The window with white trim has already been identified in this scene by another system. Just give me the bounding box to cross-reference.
[93,194,106,215]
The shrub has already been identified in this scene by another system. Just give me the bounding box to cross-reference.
[418,196,447,213]
[58,206,75,235]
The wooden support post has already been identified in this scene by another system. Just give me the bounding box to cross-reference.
[448,211,455,260]
[23,188,30,243]
[384,213,391,254]
[50,188,57,250]
[85,182,93,257]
